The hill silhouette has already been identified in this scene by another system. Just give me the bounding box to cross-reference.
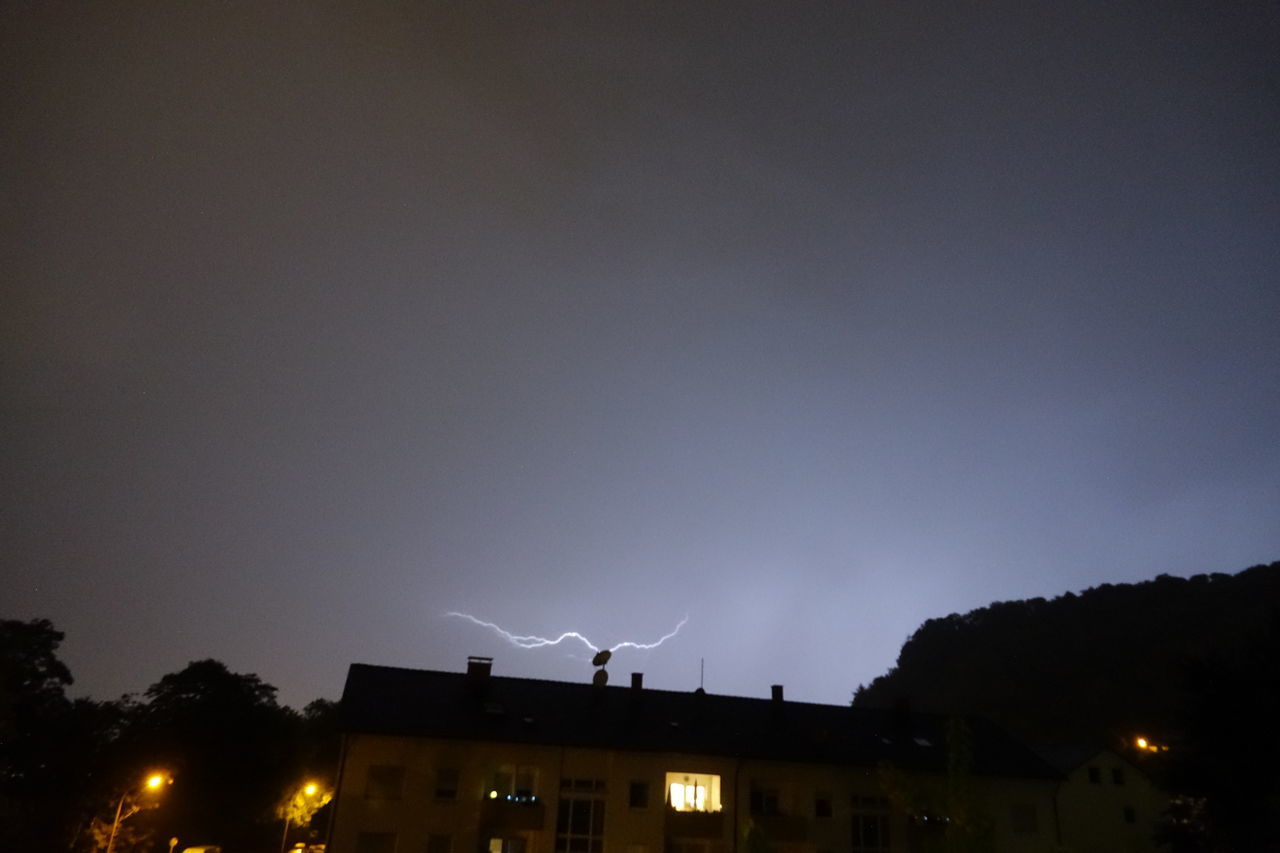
[853,561,1280,748]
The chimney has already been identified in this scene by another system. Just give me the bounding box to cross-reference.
[771,684,784,702]
[467,656,493,679]
[631,672,644,691]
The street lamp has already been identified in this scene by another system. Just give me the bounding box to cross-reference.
[106,770,173,853]
[280,779,330,853]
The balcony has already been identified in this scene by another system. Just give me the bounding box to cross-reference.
[665,808,725,839]
[480,797,546,831]
[751,814,808,843]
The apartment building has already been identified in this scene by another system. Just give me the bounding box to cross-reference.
[328,658,1062,853]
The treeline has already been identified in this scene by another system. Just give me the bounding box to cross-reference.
[854,560,1280,850]
[0,619,339,853]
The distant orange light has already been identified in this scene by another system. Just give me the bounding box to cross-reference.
[304,783,318,796]
[146,774,167,790]
[1136,737,1149,750]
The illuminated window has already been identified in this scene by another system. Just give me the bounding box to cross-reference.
[664,772,722,813]
[489,839,526,853]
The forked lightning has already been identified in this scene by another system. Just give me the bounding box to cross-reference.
[445,612,688,654]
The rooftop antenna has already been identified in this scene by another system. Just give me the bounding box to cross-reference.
[700,657,704,690]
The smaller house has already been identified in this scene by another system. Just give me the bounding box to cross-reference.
[1040,746,1167,853]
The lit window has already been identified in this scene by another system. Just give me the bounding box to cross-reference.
[664,772,721,813]
[489,839,526,853]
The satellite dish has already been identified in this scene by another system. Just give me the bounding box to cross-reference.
[592,669,609,687]
[591,649,612,668]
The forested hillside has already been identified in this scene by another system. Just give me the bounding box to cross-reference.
[854,561,1280,748]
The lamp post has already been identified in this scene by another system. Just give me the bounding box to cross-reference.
[280,780,327,853]
[106,772,172,853]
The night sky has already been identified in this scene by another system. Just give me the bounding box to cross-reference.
[3,1,1278,710]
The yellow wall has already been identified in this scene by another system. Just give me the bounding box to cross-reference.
[329,735,1061,853]
[1055,751,1166,853]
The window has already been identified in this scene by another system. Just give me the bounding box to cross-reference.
[427,835,451,853]
[814,792,833,818]
[435,769,459,801]
[851,797,890,853]
[365,765,405,800]
[1011,803,1038,835]
[356,832,397,853]
[488,839,526,853]
[1112,767,1125,786]
[852,797,890,853]
[664,772,721,813]
[1123,806,1136,824]
[1087,766,1101,784]
[556,781,605,853]
[629,781,649,809]
[489,765,539,802]
[749,783,779,817]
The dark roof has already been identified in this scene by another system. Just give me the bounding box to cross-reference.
[340,663,1059,780]
[1035,744,1106,774]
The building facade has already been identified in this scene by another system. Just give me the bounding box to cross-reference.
[1048,748,1167,853]
[328,659,1063,853]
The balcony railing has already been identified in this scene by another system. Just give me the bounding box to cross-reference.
[665,808,725,839]
[480,796,546,831]
[750,813,808,843]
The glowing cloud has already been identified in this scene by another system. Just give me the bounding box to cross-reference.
[445,612,688,655]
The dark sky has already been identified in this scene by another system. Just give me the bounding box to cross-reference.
[3,1,1278,709]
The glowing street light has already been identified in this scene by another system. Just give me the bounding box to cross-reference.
[280,779,331,853]
[106,770,173,853]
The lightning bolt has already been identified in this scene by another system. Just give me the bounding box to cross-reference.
[445,612,688,654]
